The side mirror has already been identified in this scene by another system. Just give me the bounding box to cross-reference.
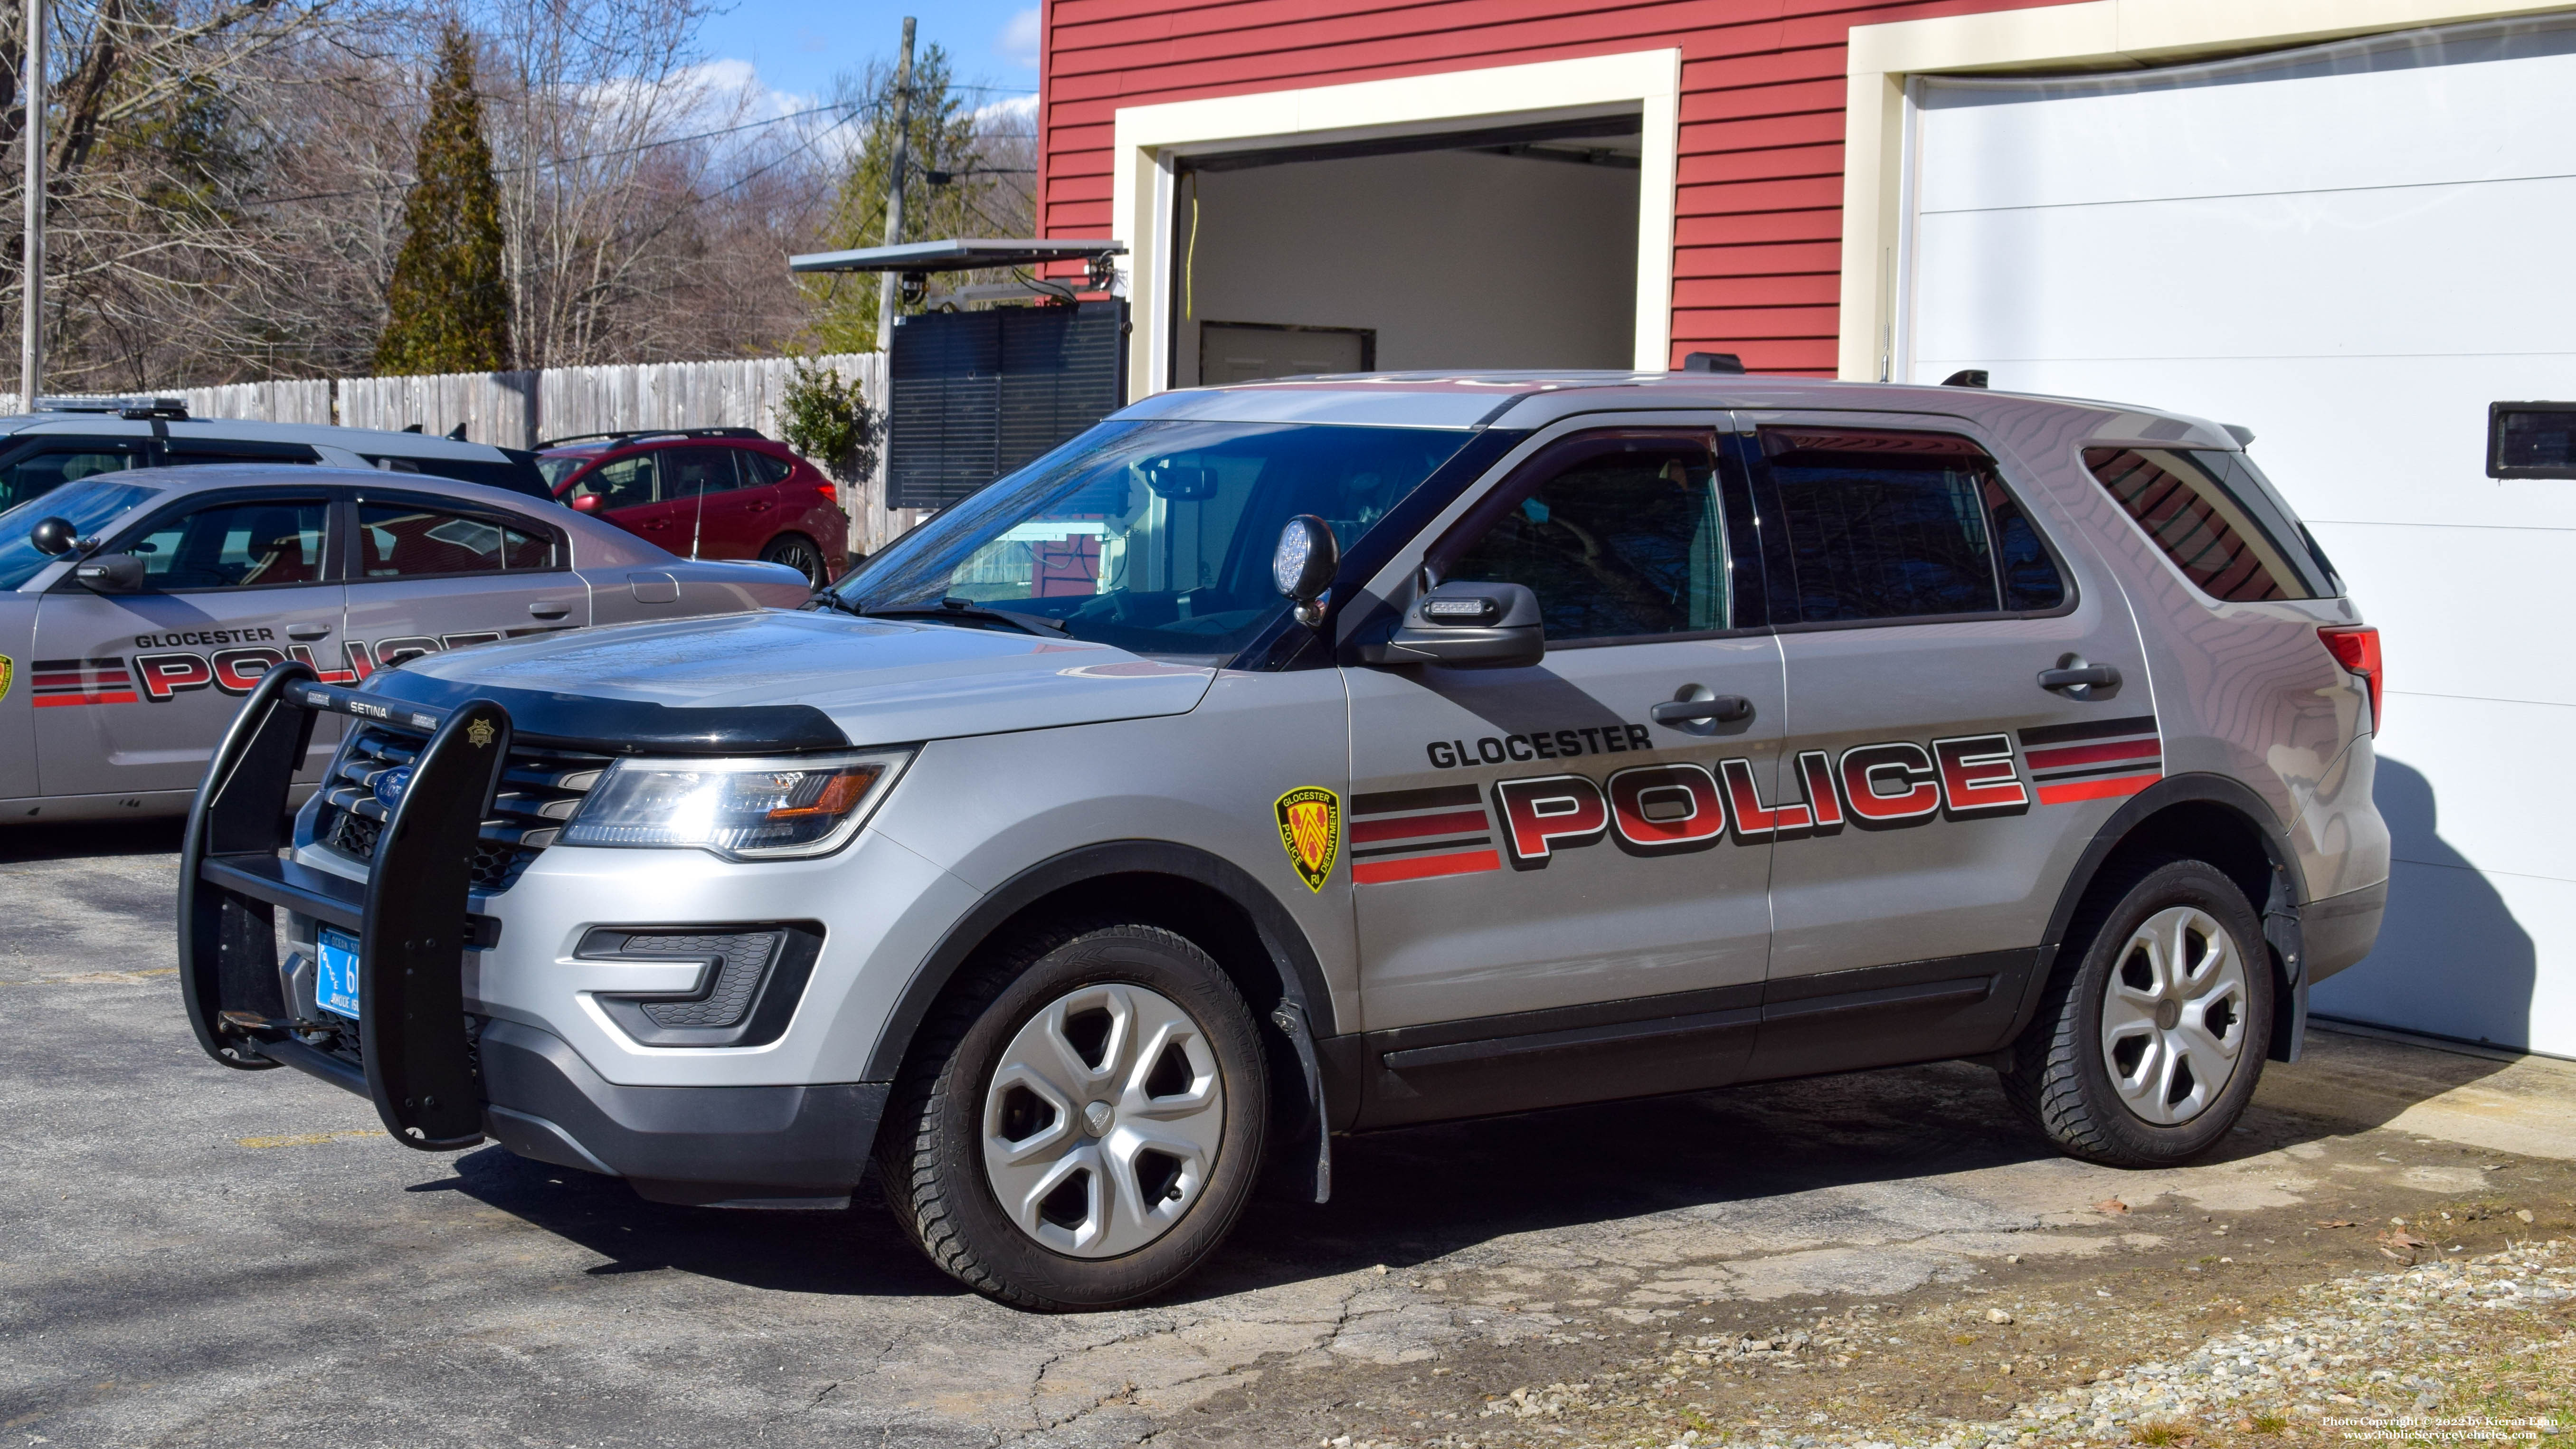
[1271,514,1339,625]
[569,493,602,514]
[28,515,77,556]
[73,552,147,594]
[1358,580,1545,669]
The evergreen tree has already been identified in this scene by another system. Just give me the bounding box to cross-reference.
[806,46,992,354]
[376,23,512,375]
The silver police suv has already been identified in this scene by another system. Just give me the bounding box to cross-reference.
[180,373,2388,1311]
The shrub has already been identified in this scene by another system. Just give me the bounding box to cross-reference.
[779,359,880,483]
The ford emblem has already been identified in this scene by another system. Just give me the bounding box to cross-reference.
[372,765,413,811]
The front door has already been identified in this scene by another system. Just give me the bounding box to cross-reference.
[32,492,343,799]
[1345,426,1783,1125]
[1743,416,2152,1077]
[343,495,587,677]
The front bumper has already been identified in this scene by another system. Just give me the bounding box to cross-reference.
[177,666,887,1205]
[479,1020,882,1205]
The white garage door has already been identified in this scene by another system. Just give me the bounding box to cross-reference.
[1905,15,2576,1056]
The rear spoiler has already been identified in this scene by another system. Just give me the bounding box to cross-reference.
[178,663,513,1151]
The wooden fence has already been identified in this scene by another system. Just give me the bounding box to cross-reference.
[10,354,924,558]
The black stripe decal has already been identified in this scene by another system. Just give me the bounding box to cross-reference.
[1352,784,1483,816]
[1351,836,1492,859]
[2017,714,2159,748]
[2029,759,2166,783]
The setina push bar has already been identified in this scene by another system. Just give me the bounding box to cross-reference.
[179,661,512,1151]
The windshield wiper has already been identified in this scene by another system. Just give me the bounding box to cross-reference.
[827,595,1069,637]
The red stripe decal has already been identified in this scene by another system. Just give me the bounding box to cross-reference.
[1351,808,1488,844]
[1353,849,1502,884]
[2025,738,2160,770]
[34,690,137,707]
[2037,772,2161,805]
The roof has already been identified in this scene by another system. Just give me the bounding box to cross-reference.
[1111,370,2245,450]
[0,414,523,460]
[786,238,1127,275]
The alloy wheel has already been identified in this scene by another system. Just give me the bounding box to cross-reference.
[980,982,1226,1258]
[2099,904,2250,1126]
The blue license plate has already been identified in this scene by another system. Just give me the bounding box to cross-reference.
[315,927,361,1021]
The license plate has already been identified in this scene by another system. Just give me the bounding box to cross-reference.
[315,927,361,1021]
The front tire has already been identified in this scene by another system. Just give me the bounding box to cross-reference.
[876,922,1269,1311]
[2000,856,2273,1167]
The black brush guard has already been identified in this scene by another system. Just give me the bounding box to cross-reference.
[180,662,512,1151]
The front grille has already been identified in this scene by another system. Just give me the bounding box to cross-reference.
[314,723,608,893]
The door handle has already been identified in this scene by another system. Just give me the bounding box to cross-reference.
[1651,694,1754,726]
[528,601,570,620]
[284,622,331,641]
[2038,663,2120,691]
[744,501,773,513]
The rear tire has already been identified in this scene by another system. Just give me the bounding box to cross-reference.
[759,533,827,587]
[875,921,1269,1311]
[1999,856,2273,1167]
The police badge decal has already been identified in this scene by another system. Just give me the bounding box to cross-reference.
[1273,786,1341,893]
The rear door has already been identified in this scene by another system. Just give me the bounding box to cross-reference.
[1345,423,1784,1124]
[31,490,344,799]
[657,445,748,558]
[342,492,587,678]
[1743,415,2150,1077]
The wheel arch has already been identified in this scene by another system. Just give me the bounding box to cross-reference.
[2010,773,2311,1062]
[860,840,1342,1190]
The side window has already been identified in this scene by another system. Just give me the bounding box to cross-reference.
[740,449,794,487]
[1441,436,1732,642]
[0,444,145,513]
[2083,447,2314,602]
[126,499,329,589]
[1761,427,2065,623]
[360,503,557,578]
[663,446,740,498]
[576,453,657,510]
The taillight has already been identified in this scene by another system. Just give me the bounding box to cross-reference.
[815,480,837,503]
[2319,625,2381,729]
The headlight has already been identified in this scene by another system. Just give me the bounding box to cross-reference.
[559,749,912,860]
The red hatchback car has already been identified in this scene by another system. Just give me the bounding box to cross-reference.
[537,429,847,587]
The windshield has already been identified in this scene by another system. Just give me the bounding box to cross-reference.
[827,420,1476,660]
[536,455,591,491]
[0,477,164,590]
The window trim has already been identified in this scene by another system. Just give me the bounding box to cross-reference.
[73,488,339,596]
[349,489,572,583]
[1421,424,1770,651]
[1743,423,2081,635]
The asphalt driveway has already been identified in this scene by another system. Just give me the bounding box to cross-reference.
[3,820,2567,1448]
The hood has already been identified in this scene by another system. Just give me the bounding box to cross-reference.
[374,608,1216,748]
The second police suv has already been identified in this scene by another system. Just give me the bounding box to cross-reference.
[180,370,2388,1311]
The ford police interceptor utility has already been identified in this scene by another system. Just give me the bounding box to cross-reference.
[0,466,808,821]
[179,372,2388,1311]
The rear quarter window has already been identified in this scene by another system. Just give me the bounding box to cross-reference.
[2082,447,2321,602]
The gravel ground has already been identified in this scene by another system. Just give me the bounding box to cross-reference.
[1288,1238,2576,1449]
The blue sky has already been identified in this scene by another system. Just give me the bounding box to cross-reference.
[697,0,1041,111]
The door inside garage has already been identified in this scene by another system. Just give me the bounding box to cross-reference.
[1171,119,1641,387]
[1901,15,2576,1055]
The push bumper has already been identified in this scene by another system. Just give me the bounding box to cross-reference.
[177,665,878,1204]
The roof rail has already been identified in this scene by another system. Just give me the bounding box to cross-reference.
[533,426,767,450]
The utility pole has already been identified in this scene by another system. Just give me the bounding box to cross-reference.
[875,16,914,354]
[19,0,43,410]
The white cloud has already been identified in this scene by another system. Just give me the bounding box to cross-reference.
[976,91,1038,131]
[999,8,1041,69]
